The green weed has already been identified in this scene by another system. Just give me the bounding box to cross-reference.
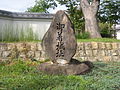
[0,60,120,90]
[77,38,120,42]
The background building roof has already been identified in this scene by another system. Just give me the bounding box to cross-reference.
[0,10,54,19]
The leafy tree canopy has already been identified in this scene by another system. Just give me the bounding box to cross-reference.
[27,0,120,37]
[27,0,57,13]
[98,0,120,24]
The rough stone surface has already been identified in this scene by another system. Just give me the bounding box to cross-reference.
[0,51,2,57]
[41,10,77,63]
[0,43,7,51]
[85,42,92,50]
[27,51,35,58]
[0,42,120,62]
[2,51,11,58]
[103,56,111,62]
[112,43,118,49]
[38,60,93,75]
[105,43,112,50]
[91,42,98,49]
[98,43,105,49]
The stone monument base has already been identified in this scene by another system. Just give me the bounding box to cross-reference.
[37,59,93,75]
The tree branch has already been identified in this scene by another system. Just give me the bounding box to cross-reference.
[80,0,90,8]
[91,0,100,14]
[92,0,100,6]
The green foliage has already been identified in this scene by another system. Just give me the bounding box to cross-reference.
[27,0,85,34]
[69,7,85,34]
[0,60,90,90]
[27,0,120,37]
[83,61,120,90]
[57,0,85,34]
[76,32,90,39]
[0,60,120,90]
[99,23,111,38]
[98,0,120,24]
[77,38,120,42]
[27,0,57,13]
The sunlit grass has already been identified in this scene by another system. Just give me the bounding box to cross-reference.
[0,40,41,43]
[1,38,120,43]
[77,38,120,42]
[0,60,120,90]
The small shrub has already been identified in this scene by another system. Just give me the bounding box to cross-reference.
[76,32,90,39]
[99,23,111,38]
[100,29,111,38]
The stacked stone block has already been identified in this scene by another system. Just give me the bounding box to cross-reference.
[0,42,120,62]
[74,42,120,62]
[0,43,46,61]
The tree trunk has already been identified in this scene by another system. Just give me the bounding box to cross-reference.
[80,0,102,38]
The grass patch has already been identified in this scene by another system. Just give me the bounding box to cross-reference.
[1,38,120,43]
[83,61,120,90]
[0,60,120,90]
[0,40,41,43]
[77,38,120,42]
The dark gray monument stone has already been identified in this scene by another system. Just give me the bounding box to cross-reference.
[41,10,77,64]
[39,10,93,75]
[37,60,93,75]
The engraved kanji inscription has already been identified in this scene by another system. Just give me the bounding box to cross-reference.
[56,22,65,57]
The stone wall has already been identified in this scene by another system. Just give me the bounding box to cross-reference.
[0,42,120,62]
[74,42,120,62]
[0,43,46,61]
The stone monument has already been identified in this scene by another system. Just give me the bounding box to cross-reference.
[39,10,93,75]
[41,10,77,64]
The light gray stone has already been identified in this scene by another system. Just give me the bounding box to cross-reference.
[7,43,15,50]
[27,51,35,58]
[98,43,105,49]
[111,43,118,49]
[98,50,105,56]
[86,50,93,57]
[37,43,42,51]
[77,43,84,50]
[30,43,37,51]
[92,50,98,56]
[91,42,98,49]
[105,43,112,50]
[84,42,92,50]
[2,51,11,58]
[0,43,7,51]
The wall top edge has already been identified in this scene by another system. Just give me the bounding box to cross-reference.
[0,10,54,19]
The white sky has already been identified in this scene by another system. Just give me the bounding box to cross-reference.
[0,0,66,13]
